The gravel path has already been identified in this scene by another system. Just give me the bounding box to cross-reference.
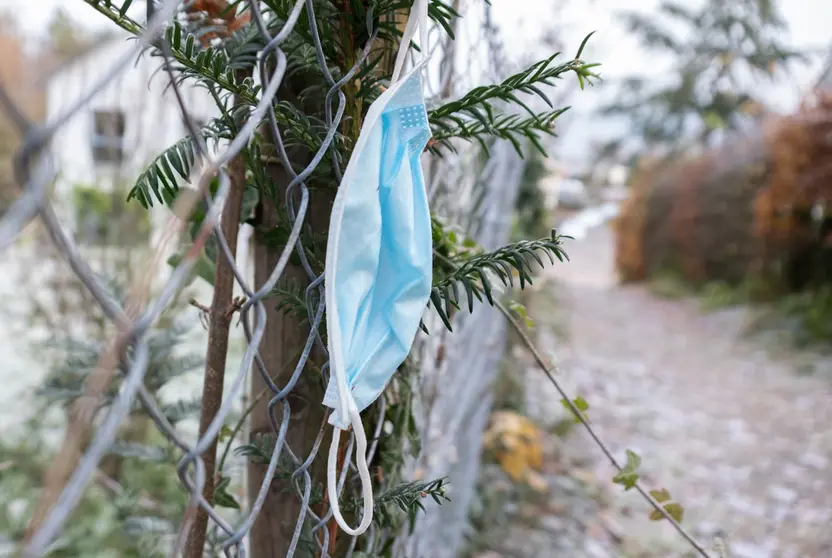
[516,223,832,558]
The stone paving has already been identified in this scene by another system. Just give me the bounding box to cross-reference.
[475,223,832,558]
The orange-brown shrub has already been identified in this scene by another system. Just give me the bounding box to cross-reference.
[755,88,832,285]
[614,88,832,291]
[613,157,660,281]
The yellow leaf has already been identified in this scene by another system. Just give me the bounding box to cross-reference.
[649,502,684,523]
[665,503,684,522]
[650,488,671,503]
[500,433,523,451]
[484,410,545,481]
[498,450,529,481]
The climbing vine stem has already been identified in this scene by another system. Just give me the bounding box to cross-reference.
[494,300,711,558]
[495,297,712,557]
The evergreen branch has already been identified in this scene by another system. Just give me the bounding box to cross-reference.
[428,230,569,332]
[128,114,241,209]
[373,478,451,529]
[428,41,599,127]
[129,135,204,208]
[84,1,261,105]
[83,0,144,35]
[338,477,451,531]
[429,108,569,158]
[269,280,310,324]
[234,433,275,465]
[426,0,461,39]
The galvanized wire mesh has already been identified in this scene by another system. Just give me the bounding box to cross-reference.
[0,0,518,556]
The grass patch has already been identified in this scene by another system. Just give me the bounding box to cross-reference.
[648,271,694,300]
[747,286,832,350]
[647,268,832,350]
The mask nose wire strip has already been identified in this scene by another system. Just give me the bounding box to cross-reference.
[325,0,429,537]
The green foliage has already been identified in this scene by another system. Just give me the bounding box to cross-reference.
[559,396,589,423]
[234,432,279,465]
[37,321,203,415]
[270,280,312,324]
[213,475,241,510]
[0,420,187,557]
[429,229,569,332]
[430,108,568,158]
[612,449,641,491]
[81,2,602,554]
[429,39,598,124]
[431,215,484,281]
[374,478,450,533]
[746,286,832,349]
[128,134,203,208]
[601,0,808,156]
[507,300,534,329]
[650,270,832,348]
[648,488,685,523]
[0,301,207,553]
[93,0,597,211]
[233,433,325,505]
[648,269,696,300]
[72,183,151,245]
[428,43,599,156]
[777,287,832,347]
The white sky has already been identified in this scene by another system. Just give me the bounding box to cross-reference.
[2,0,829,167]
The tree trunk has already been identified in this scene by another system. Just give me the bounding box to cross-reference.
[248,161,333,556]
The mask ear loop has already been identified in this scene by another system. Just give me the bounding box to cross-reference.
[391,0,430,85]
[326,395,374,536]
[325,0,430,537]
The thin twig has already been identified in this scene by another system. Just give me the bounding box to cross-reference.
[183,107,250,558]
[494,298,712,558]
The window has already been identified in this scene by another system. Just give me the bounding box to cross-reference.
[91,110,126,164]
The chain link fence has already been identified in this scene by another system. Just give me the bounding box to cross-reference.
[0,0,522,556]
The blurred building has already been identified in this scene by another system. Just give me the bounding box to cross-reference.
[44,31,217,238]
[43,31,253,291]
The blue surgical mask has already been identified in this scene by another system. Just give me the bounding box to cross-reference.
[323,0,431,536]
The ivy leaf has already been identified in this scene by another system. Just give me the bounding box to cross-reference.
[213,475,241,510]
[560,396,589,423]
[650,488,671,503]
[508,300,534,329]
[648,488,684,523]
[612,449,641,491]
[218,424,234,442]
